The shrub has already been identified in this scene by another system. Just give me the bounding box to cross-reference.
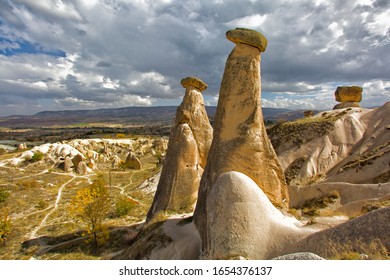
[31,151,44,162]
[0,189,9,203]
[115,197,137,217]
[69,174,111,250]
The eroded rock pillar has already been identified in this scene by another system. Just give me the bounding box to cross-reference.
[194,28,289,252]
[146,77,212,221]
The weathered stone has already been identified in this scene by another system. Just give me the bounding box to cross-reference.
[111,155,122,169]
[59,157,74,172]
[292,207,390,255]
[18,143,27,150]
[147,77,212,220]
[87,158,97,170]
[335,86,362,102]
[272,252,324,260]
[123,152,142,170]
[77,161,88,175]
[72,154,83,169]
[205,172,312,259]
[333,101,361,109]
[304,110,314,117]
[181,76,208,92]
[194,31,289,255]
[148,124,202,219]
[226,28,268,52]
[176,78,213,168]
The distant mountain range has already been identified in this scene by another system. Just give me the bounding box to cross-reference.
[0,106,313,128]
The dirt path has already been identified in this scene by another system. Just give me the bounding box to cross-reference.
[29,176,76,239]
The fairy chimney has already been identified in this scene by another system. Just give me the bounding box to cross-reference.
[146,77,213,220]
[194,28,289,250]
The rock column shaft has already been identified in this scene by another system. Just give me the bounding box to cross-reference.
[147,77,212,220]
[194,28,289,252]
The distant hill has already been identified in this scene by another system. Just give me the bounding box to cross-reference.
[0,106,312,128]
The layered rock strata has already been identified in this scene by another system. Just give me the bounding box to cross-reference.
[194,28,289,254]
[146,77,212,220]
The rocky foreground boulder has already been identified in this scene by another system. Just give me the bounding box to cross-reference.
[205,172,313,259]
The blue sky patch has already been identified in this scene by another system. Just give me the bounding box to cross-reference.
[0,37,66,57]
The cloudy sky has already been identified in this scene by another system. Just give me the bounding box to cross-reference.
[0,0,389,116]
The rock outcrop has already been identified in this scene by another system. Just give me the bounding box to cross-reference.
[333,86,363,109]
[123,152,142,170]
[194,28,289,251]
[291,207,390,256]
[146,77,212,220]
[59,156,74,172]
[204,172,313,259]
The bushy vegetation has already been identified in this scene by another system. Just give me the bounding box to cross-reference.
[0,189,9,203]
[31,151,44,162]
[290,191,340,217]
[69,174,111,250]
[115,197,137,217]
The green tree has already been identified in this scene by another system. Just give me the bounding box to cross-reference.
[0,208,12,246]
[69,174,110,250]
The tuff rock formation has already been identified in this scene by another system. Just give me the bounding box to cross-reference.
[147,77,212,221]
[123,152,142,170]
[72,154,83,171]
[205,172,312,259]
[291,207,390,256]
[333,86,363,109]
[194,28,289,251]
[304,110,314,117]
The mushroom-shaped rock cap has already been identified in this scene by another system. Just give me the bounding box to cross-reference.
[181,76,208,92]
[335,86,363,102]
[226,28,268,52]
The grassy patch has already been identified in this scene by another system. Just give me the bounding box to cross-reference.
[324,239,389,260]
[291,191,340,217]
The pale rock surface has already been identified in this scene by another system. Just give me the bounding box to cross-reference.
[111,155,122,169]
[147,77,212,220]
[205,172,314,259]
[62,157,74,172]
[289,182,390,208]
[274,108,368,186]
[123,152,142,170]
[72,154,83,170]
[147,124,202,219]
[325,101,390,184]
[77,161,89,175]
[177,77,213,168]
[195,29,288,246]
[272,252,324,260]
[113,216,201,260]
[333,101,360,109]
[87,158,97,170]
[291,207,390,255]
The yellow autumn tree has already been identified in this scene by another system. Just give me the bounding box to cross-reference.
[69,174,110,250]
[0,208,12,246]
